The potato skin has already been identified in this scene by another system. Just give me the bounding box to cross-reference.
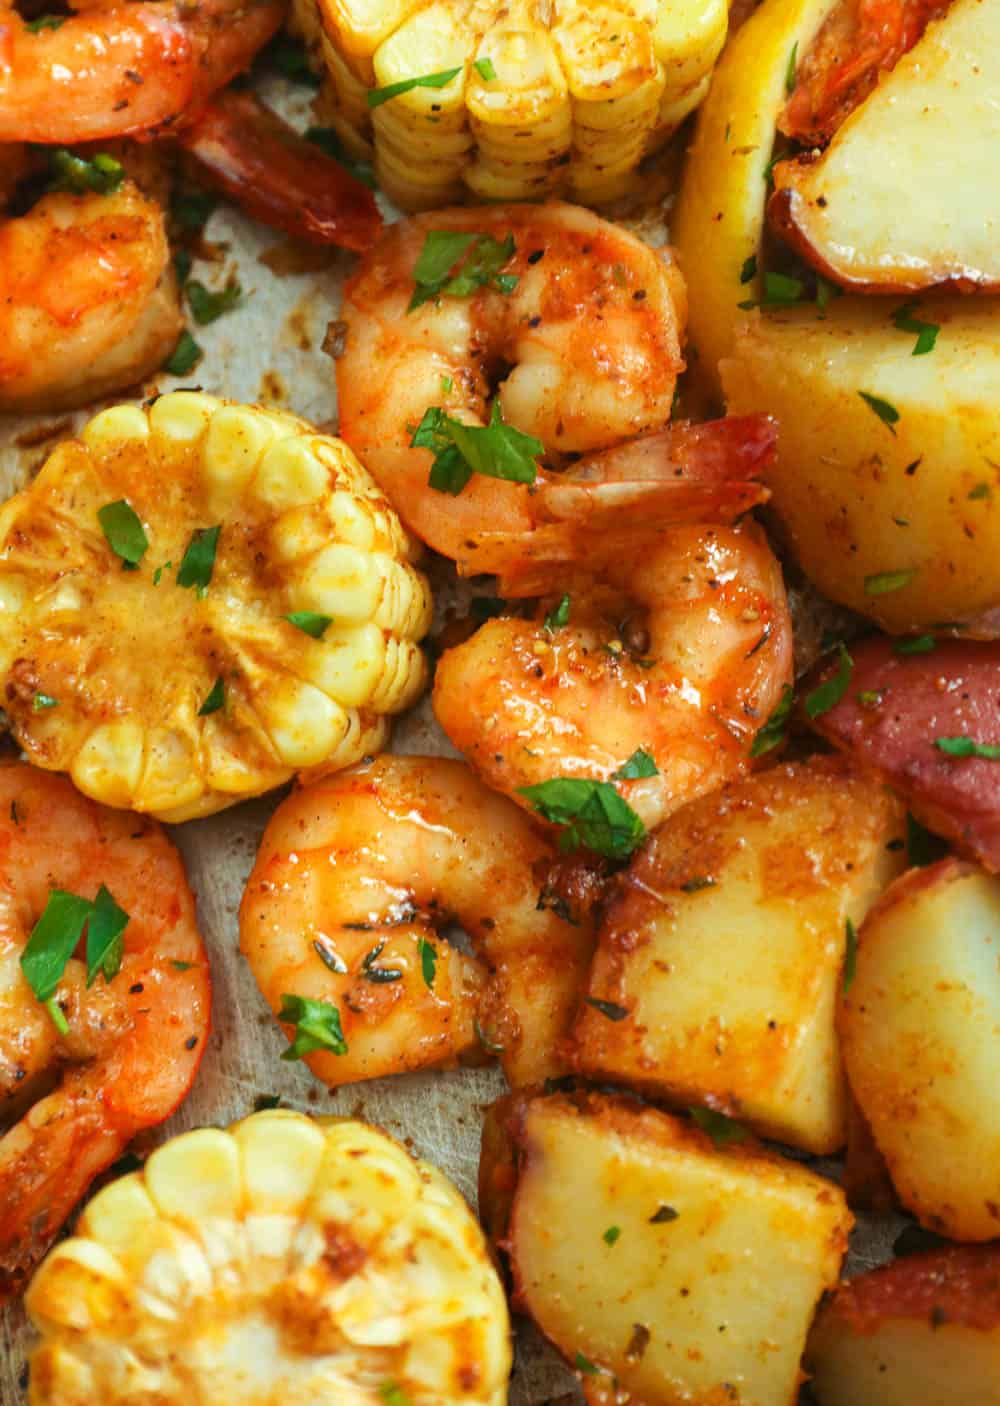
[842,860,1000,1240]
[574,755,906,1154]
[509,1092,851,1406]
[806,636,1000,872]
[673,0,1000,629]
[806,1247,1000,1406]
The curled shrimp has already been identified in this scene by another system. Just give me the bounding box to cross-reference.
[239,755,595,1091]
[0,763,210,1299]
[336,201,686,562]
[0,174,181,413]
[0,0,285,144]
[432,420,793,835]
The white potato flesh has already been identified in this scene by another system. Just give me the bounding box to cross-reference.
[806,1247,1000,1406]
[842,860,1000,1240]
[574,757,906,1154]
[772,0,1000,292]
[510,1093,852,1406]
[722,296,1000,631]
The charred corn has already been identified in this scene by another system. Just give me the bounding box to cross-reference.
[0,396,432,821]
[297,0,728,209]
[25,1111,512,1406]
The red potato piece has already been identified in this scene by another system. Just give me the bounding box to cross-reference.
[806,1247,1000,1406]
[177,90,382,252]
[805,636,1000,871]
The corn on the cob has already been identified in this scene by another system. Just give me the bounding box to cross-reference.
[25,1111,512,1406]
[0,396,432,821]
[298,0,728,209]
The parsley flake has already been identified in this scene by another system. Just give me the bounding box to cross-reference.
[474,56,497,81]
[187,278,242,326]
[45,998,69,1035]
[738,270,804,310]
[84,885,129,987]
[544,593,571,632]
[613,749,658,780]
[689,1107,748,1146]
[48,149,124,195]
[25,13,65,29]
[895,634,935,655]
[864,568,918,595]
[176,525,220,592]
[969,482,992,501]
[98,499,148,569]
[378,1383,413,1406]
[413,399,542,496]
[519,778,645,860]
[164,330,202,377]
[367,67,462,109]
[418,936,437,987]
[21,885,129,1010]
[785,40,798,94]
[934,736,1000,760]
[892,303,939,357]
[32,693,58,712]
[575,1353,601,1376]
[804,641,853,719]
[603,1225,621,1246]
[279,993,348,1060]
[858,391,900,433]
[197,677,225,717]
[750,683,794,757]
[409,230,517,311]
[285,611,332,639]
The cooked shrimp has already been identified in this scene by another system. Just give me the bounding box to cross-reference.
[0,0,285,143]
[239,755,595,1090]
[0,177,182,413]
[434,518,793,835]
[336,201,686,561]
[0,762,210,1300]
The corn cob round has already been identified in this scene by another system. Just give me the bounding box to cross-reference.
[0,395,432,822]
[25,1110,512,1405]
[298,0,728,209]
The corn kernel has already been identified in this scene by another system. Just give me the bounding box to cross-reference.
[79,1176,160,1257]
[25,1240,130,1333]
[261,679,350,767]
[146,1131,242,1225]
[254,438,329,510]
[234,1110,327,1215]
[149,392,220,445]
[71,722,145,807]
[202,406,286,512]
[81,403,150,449]
[297,624,385,708]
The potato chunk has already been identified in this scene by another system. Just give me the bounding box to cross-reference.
[842,860,1000,1240]
[771,0,1000,292]
[806,1247,1000,1406]
[510,1093,851,1405]
[574,757,906,1153]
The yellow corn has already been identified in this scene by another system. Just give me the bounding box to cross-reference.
[298,0,728,208]
[0,396,432,822]
[25,1111,512,1406]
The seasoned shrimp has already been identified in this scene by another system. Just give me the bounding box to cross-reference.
[239,755,595,1090]
[0,763,210,1300]
[0,0,285,143]
[336,201,686,561]
[434,514,793,836]
[0,176,182,413]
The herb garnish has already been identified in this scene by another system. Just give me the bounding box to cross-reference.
[934,737,1000,760]
[750,683,794,757]
[163,330,202,377]
[892,303,939,357]
[785,41,798,93]
[98,499,148,569]
[738,270,805,310]
[603,1225,621,1246]
[176,525,220,593]
[689,1107,748,1146]
[285,611,332,638]
[409,230,517,311]
[895,634,935,655]
[198,677,225,717]
[278,994,348,1059]
[33,693,58,712]
[614,749,658,780]
[48,149,124,195]
[858,391,900,433]
[20,885,129,1024]
[418,936,437,987]
[864,568,918,595]
[519,778,645,859]
[843,918,858,994]
[474,57,496,80]
[187,279,242,326]
[412,399,543,496]
[543,594,570,632]
[367,67,462,109]
[804,641,853,719]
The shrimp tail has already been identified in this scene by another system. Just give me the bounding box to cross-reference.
[177,89,382,251]
[459,415,777,595]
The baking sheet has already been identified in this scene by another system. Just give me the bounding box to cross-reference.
[0,76,900,1404]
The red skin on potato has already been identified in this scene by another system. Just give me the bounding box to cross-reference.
[804,637,1000,872]
[822,1245,1000,1335]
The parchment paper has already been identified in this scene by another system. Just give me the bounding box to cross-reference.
[0,76,899,1404]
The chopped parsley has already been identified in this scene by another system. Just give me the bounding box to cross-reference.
[278,994,348,1060]
[409,230,517,311]
[32,693,58,712]
[843,918,858,994]
[98,499,148,569]
[187,278,242,326]
[613,749,658,780]
[519,778,645,860]
[785,40,798,94]
[163,330,202,377]
[378,1383,413,1406]
[418,936,437,988]
[603,1225,622,1246]
[48,149,124,196]
[412,399,543,496]
[25,13,65,29]
[197,677,225,717]
[574,1353,601,1376]
[934,736,1000,760]
[543,593,571,632]
[285,611,332,638]
[367,67,462,109]
[750,683,794,757]
[474,57,497,81]
[83,885,129,987]
[20,885,129,1015]
[892,303,939,357]
[738,270,805,310]
[689,1107,748,1146]
[895,634,935,655]
[864,568,918,595]
[176,525,220,593]
[969,482,992,501]
[804,641,853,719]
[858,391,900,434]
[584,996,629,1022]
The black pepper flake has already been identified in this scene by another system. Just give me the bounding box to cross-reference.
[129,982,144,994]
[184,1035,198,1050]
[527,249,545,264]
[528,315,542,328]
[633,289,647,301]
